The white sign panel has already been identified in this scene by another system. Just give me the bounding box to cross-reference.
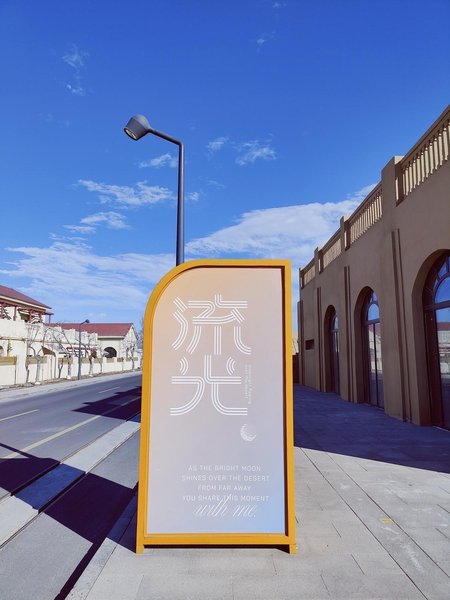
[137,260,295,551]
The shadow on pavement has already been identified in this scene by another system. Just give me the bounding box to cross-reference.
[0,443,58,499]
[73,386,141,421]
[48,473,136,599]
[294,385,450,474]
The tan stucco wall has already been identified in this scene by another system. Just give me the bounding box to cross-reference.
[299,110,450,425]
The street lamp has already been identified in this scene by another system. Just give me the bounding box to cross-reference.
[124,114,184,266]
[78,319,90,380]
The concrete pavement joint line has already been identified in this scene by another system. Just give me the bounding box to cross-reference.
[2,396,140,460]
[0,409,39,422]
[300,448,434,599]
[351,553,365,575]
[321,448,450,582]
[97,387,120,394]
[0,421,141,548]
[319,573,331,598]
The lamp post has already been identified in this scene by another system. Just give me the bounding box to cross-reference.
[124,114,184,266]
[78,319,90,380]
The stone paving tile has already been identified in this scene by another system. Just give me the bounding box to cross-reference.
[320,572,425,600]
[399,526,450,572]
[82,385,450,600]
[272,551,364,578]
[188,551,276,575]
[80,573,144,600]
[350,551,403,574]
[232,574,329,600]
[137,573,234,600]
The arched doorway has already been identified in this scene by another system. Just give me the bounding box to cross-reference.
[104,346,117,358]
[423,252,450,428]
[363,290,384,408]
[324,306,340,394]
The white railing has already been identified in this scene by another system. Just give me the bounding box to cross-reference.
[348,184,383,244]
[299,106,450,289]
[301,260,316,287]
[399,108,449,200]
[321,231,341,269]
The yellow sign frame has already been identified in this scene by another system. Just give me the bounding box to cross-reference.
[136,259,296,553]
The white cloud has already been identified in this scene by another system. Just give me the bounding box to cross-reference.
[1,185,375,324]
[78,179,175,207]
[187,192,200,203]
[235,140,276,165]
[187,185,376,267]
[81,211,128,230]
[62,44,88,69]
[207,137,229,152]
[256,32,275,46]
[62,44,88,96]
[203,178,225,189]
[64,225,96,234]
[138,153,178,169]
[41,113,70,127]
[66,81,86,96]
[1,241,173,322]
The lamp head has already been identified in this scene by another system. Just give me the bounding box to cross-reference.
[124,114,151,140]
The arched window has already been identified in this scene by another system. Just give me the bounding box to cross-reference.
[330,312,340,394]
[363,290,384,408]
[423,252,450,428]
[324,306,340,394]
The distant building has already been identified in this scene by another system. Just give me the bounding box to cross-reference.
[53,322,138,360]
[0,285,52,323]
[298,106,450,429]
[0,288,140,386]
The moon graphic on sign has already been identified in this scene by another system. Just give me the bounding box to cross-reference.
[240,424,257,442]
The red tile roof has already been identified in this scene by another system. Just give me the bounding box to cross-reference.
[52,322,135,337]
[0,285,51,309]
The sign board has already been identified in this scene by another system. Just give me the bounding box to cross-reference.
[136,260,296,553]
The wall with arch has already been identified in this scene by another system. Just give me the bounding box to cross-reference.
[299,107,450,426]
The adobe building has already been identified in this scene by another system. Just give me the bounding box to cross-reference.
[298,106,450,429]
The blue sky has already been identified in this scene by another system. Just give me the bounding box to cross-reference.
[1,0,449,328]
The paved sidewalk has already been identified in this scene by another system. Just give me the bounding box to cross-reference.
[72,386,450,600]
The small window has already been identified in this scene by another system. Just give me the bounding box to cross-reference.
[305,339,314,350]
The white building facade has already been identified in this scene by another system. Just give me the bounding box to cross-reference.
[0,287,140,387]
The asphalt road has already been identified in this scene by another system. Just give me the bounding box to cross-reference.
[0,373,142,499]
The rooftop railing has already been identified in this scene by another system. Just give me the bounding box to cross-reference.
[397,107,449,202]
[300,184,382,288]
[348,184,383,245]
[301,258,316,288]
[321,229,341,270]
[300,106,450,289]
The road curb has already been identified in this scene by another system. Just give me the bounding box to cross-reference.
[67,494,137,600]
